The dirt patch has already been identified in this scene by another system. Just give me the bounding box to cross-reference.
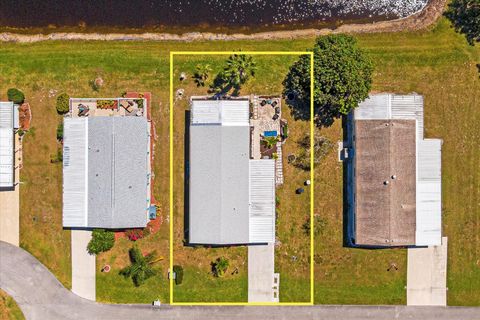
[19,103,32,130]
[0,0,446,43]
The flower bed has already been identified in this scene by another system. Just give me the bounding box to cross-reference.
[96,99,118,109]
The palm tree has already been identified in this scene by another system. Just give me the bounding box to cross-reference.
[193,64,212,87]
[222,54,257,90]
[262,136,279,149]
[120,246,157,287]
[212,257,229,277]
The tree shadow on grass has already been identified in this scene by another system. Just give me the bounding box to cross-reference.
[208,73,240,97]
[285,95,339,129]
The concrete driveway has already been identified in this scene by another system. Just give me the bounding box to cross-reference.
[407,237,448,306]
[71,230,95,301]
[0,134,20,246]
[248,244,277,302]
[1,241,480,320]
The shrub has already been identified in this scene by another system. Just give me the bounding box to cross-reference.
[56,93,70,114]
[282,123,289,139]
[125,228,149,241]
[87,229,115,255]
[302,215,327,236]
[135,99,144,109]
[293,133,334,171]
[56,122,64,141]
[212,257,229,277]
[7,88,25,104]
[50,148,63,163]
[173,265,184,285]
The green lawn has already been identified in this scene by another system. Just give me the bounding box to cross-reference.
[173,267,248,303]
[0,289,24,320]
[0,17,478,305]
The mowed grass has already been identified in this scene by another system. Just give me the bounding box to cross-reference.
[171,55,311,302]
[0,17,478,305]
[0,289,25,320]
[96,232,170,303]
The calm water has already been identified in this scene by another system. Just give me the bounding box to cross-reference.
[0,0,428,31]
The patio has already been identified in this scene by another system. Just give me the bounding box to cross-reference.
[250,97,282,160]
[70,98,145,118]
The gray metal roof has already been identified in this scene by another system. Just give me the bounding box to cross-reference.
[63,116,149,229]
[189,124,250,244]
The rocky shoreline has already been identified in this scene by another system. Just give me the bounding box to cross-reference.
[0,0,445,43]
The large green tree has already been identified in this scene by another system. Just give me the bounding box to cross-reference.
[445,0,480,46]
[283,34,373,126]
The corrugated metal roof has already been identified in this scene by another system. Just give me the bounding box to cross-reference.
[63,116,149,229]
[63,118,88,227]
[0,102,14,188]
[191,99,249,126]
[13,104,19,129]
[189,124,250,245]
[249,160,275,243]
[353,94,442,247]
[416,139,442,246]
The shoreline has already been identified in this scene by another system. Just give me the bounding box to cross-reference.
[0,0,445,43]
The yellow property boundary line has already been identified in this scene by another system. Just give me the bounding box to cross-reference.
[169,51,314,306]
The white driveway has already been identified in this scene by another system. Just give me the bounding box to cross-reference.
[0,134,20,246]
[248,244,278,302]
[407,237,448,306]
[71,230,96,301]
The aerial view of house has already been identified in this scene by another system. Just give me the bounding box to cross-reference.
[188,96,284,301]
[188,97,279,245]
[345,94,442,247]
[62,97,153,229]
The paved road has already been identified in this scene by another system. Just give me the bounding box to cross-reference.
[1,241,480,320]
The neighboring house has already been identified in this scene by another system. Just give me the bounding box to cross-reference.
[62,97,152,229]
[0,101,19,190]
[188,98,278,245]
[346,94,442,247]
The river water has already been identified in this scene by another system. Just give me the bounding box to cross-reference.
[0,0,428,32]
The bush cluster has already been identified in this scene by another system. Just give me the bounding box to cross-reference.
[87,229,115,255]
[7,88,25,104]
[56,93,70,114]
